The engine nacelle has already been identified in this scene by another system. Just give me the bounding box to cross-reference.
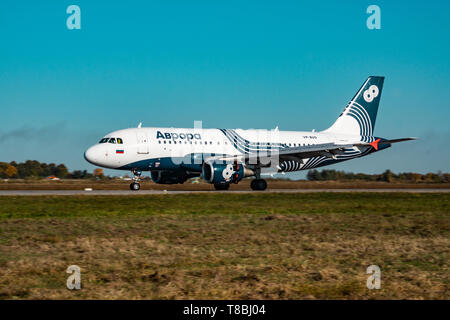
[151,170,197,184]
[202,161,252,184]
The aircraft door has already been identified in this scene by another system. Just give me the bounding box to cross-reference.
[136,130,149,154]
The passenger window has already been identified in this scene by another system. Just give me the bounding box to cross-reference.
[109,138,116,144]
[117,138,123,144]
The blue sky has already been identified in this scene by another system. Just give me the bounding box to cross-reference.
[0,0,449,177]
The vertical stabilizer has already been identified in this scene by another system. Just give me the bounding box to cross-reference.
[324,76,384,141]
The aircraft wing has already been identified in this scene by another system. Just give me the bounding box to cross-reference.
[203,142,356,165]
[248,142,357,164]
[243,137,417,165]
[205,138,417,165]
[213,142,358,167]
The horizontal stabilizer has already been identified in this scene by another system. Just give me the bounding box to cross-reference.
[379,137,417,144]
[356,137,417,150]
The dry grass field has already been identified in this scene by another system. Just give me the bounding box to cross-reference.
[0,192,448,299]
[1,178,449,190]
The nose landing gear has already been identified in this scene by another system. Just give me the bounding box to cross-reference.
[130,169,142,191]
[130,182,140,190]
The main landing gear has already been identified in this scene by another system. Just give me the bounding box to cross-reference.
[130,169,142,191]
[250,168,267,191]
[250,179,267,191]
[214,183,230,190]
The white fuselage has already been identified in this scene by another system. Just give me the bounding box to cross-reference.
[84,127,363,172]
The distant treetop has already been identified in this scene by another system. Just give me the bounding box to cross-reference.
[0,160,96,179]
[306,169,449,183]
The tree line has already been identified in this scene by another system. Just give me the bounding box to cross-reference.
[307,169,450,183]
[0,160,104,179]
[1,160,448,183]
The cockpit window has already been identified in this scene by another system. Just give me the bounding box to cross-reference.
[99,137,123,144]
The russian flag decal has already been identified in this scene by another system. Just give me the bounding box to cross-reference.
[116,150,124,154]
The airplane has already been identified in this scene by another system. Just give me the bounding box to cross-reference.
[84,76,415,191]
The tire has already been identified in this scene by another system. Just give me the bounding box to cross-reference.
[257,179,267,191]
[214,183,230,191]
[251,179,267,191]
[130,182,141,191]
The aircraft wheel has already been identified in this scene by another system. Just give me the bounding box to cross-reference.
[251,179,267,191]
[130,182,141,191]
[214,183,230,191]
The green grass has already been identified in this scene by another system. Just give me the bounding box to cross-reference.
[0,193,448,218]
[0,193,448,299]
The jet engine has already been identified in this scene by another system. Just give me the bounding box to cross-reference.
[202,161,253,184]
[151,170,198,184]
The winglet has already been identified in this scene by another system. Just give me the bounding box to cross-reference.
[369,138,381,150]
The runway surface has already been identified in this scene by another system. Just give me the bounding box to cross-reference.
[0,189,449,195]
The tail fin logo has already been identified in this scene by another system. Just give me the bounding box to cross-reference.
[363,85,379,103]
[324,76,384,139]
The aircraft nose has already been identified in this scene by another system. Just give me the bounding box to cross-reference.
[84,146,100,165]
